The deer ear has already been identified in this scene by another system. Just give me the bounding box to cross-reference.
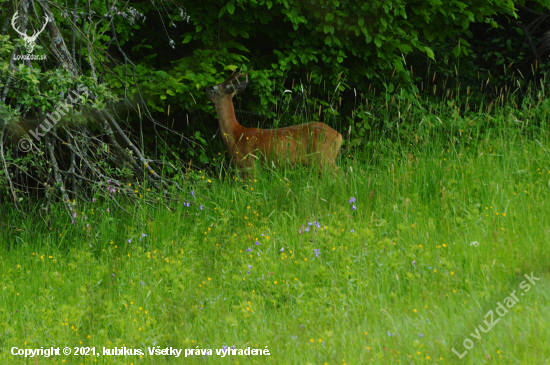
[235,81,249,94]
[225,81,249,94]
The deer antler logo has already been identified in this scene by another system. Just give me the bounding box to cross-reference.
[11,11,49,54]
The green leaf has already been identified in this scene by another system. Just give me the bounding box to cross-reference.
[325,36,332,45]
[515,27,523,36]
[182,35,193,44]
[424,46,435,60]
[227,1,235,15]
[218,5,227,18]
[374,37,382,48]
[461,17,469,30]
[452,44,461,58]
[323,24,333,34]
[325,13,334,22]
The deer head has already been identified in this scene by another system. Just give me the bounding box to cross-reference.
[11,11,49,54]
[205,70,250,104]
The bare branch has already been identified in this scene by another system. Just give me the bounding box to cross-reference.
[36,0,79,76]
[0,126,21,211]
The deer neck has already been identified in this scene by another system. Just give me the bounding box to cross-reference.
[214,98,245,145]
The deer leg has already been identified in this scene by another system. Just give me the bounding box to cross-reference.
[238,157,256,181]
[331,163,341,177]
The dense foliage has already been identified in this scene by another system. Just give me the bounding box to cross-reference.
[1,0,550,206]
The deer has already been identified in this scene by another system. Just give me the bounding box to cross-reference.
[205,71,343,178]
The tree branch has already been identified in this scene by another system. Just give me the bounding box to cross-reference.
[36,0,79,76]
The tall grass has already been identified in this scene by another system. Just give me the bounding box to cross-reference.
[1,85,550,364]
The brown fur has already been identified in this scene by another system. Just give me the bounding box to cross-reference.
[205,72,343,177]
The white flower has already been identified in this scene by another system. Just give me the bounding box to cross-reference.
[470,241,479,247]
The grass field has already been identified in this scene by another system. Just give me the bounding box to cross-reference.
[1,95,550,364]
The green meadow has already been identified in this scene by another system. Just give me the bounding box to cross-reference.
[2,94,550,364]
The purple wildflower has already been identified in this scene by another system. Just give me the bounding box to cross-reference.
[246,247,252,253]
[348,197,356,204]
[315,221,321,229]
[352,205,356,210]
[419,333,424,338]
[280,247,284,252]
[255,240,260,245]
[190,190,195,198]
[140,280,145,286]
[412,260,416,265]
[351,229,355,232]
[298,229,302,234]
[308,222,313,226]
[200,205,203,210]
[106,208,110,213]
[71,220,75,224]
[128,239,132,244]
[92,198,96,203]
[314,249,320,257]
[305,227,309,233]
